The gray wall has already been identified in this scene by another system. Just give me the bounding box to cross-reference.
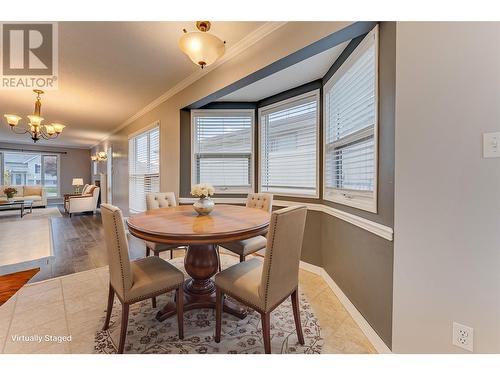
[179,22,396,348]
[0,141,91,202]
[392,22,500,353]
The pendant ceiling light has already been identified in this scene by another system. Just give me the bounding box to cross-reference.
[179,21,225,69]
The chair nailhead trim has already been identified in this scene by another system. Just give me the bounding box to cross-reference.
[107,207,128,298]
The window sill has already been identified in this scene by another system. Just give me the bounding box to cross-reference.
[324,191,377,213]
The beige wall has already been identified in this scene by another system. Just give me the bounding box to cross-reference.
[393,22,500,353]
[0,142,91,201]
[92,22,351,215]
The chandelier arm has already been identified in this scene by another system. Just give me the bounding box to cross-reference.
[39,127,57,140]
[9,124,31,135]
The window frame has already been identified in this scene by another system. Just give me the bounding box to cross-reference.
[322,26,379,213]
[128,121,161,213]
[190,109,255,194]
[0,150,61,198]
[258,89,320,199]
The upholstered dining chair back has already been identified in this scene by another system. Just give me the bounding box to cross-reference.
[259,206,307,309]
[246,193,273,212]
[101,203,133,299]
[146,192,177,210]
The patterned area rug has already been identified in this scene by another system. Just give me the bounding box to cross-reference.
[94,256,323,354]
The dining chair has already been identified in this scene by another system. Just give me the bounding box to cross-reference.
[100,203,185,354]
[214,205,307,354]
[145,192,186,261]
[221,193,273,263]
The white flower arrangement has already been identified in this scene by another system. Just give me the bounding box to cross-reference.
[190,183,215,199]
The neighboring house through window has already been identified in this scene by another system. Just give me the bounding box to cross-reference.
[0,151,60,197]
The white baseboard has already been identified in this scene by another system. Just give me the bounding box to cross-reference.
[299,261,392,354]
[299,260,323,275]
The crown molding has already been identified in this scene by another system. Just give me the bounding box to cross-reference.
[91,22,287,149]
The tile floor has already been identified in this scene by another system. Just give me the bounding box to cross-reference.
[0,251,376,354]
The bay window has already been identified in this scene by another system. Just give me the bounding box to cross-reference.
[191,110,254,193]
[324,26,379,212]
[259,90,319,197]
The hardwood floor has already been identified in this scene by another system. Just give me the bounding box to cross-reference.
[48,205,147,280]
[0,268,39,305]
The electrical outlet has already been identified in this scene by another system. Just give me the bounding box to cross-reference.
[453,322,473,352]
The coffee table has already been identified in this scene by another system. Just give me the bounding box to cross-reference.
[0,200,34,218]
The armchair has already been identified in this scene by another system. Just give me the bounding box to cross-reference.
[65,185,100,217]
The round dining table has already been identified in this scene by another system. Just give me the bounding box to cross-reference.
[127,204,270,322]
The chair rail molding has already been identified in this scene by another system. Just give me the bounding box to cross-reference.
[179,197,394,241]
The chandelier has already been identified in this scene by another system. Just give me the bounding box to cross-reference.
[3,89,66,143]
[178,21,226,69]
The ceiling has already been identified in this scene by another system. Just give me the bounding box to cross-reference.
[216,40,349,102]
[0,21,265,148]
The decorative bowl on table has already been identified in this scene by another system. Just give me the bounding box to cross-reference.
[190,183,215,216]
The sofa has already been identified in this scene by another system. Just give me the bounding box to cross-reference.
[64,184,100,216]
[0,185,47,207]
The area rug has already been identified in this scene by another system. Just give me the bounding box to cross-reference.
[94,256,323,354]
[0,206,62,221]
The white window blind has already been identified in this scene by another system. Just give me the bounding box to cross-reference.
[324,26,378,212]
[128,125,160,213]
[192,110,254,193]
[260,91,319,197]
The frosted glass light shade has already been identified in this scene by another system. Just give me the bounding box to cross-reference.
[179,32,225,68]
[72,178,84,186]
[4,114,21,126]
[44,124,55,135]
[27,115,44,126]
[52,123,66,133]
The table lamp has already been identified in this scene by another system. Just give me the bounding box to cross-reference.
[72,178,84,194]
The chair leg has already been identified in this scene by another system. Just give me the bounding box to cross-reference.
[291,289,305,345]
[102,284,115,330]
[216,246,221,272]
[151,297,156,308]
[118,303,129,354]
[170,249,173,259]
[176,286,184,340]
[215,288,223,343]
[146,246,150,257]
[261,312,271,354]
[239,254,245,263]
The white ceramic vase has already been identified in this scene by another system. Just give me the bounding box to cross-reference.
[193,197,214,216]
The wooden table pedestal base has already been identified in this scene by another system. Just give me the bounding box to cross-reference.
[155,279,247,322]
[156,243,247,322]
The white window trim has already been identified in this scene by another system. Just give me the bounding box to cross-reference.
[191,109,255,194]
[258,89,320,199]
[128,121,161,213]
[322,25,379,213]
